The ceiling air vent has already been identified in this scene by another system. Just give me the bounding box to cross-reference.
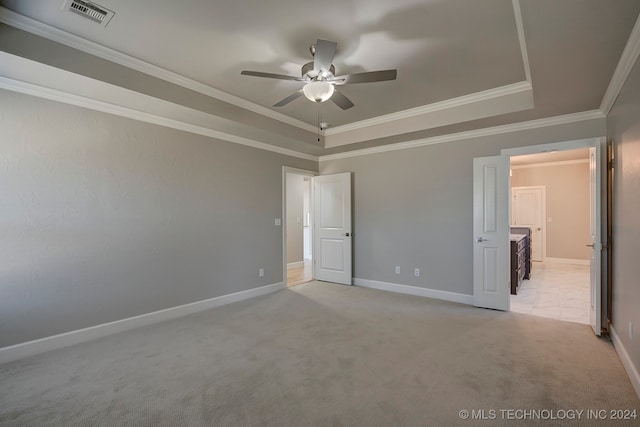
[63,0,115,27]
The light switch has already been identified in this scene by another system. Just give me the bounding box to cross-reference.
[275,218,281,226]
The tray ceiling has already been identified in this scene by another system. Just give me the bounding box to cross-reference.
[0,0,639,157]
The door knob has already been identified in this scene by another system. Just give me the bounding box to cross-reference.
[344,232,350,237]
[476,237,489,242]
[586,244,595,248]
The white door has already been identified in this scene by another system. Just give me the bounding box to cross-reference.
[473,156,510,310]
[588,146,602,336]
[313,173,352,285]
[511,186,544,261]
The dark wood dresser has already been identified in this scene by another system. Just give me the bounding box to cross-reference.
[510,226,532,280]
[510,233,529,295]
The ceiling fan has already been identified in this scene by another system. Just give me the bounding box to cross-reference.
[240,39,397,110]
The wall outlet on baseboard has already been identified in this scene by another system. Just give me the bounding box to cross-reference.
[414,268,420,277]
[259,268,264,277]
[395,266,401,275]
[630,322,634,340]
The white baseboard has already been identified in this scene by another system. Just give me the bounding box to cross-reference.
[0,281,284,365]
[287,261,304,269]
[544,257,590,266]
[354,278,473,305]
[610,325,640,400]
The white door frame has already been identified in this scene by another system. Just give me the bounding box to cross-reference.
[511,185,546,261]
[282,167,317,286]
[502,137,606,334]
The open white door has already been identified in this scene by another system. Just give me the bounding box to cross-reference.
[511,186,545,261]
[313,172,352,285]
[588,146,602,336]
[473,155,510,310]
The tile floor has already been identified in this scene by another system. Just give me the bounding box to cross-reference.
[510,261,590,324]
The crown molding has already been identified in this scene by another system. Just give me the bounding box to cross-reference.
[600,11,640,114]
[319,110,605,161]
[511,159,589,169]
[0,7,318,134]
[324,81,532,137]
[512,0,532,83]
[0,75,319,162]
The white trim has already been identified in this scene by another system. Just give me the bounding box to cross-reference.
[511,159,589,169]
[502,137,602,157]
[354,278,473,305]
[543,257,590,266]
[0,75,318,162]
[0,282,284,365]
[287,261,305,269]
[324,81,532,137]
[0,7,318,134]
[610,325,640,400]
[512,0,532,83]
[600,12,640,114]
[320,110,605,161]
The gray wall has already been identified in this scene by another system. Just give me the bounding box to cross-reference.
[607,56,640,380]
[320,119,605,296]
[286,173,304,264]
[511,162,590,260]
[0,89,316,347]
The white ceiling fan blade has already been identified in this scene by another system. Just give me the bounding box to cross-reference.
[333,69,397,85]
[331,89,354,110]
[273,91,303,107]
[241,70,304,81]
[313,39,337,75]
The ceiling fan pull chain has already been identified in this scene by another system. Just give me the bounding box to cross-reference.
[317,106,321,142]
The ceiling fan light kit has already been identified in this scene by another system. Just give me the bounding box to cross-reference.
[241,39,397,110]
[303,80,335,103]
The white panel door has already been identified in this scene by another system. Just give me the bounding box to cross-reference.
[588,146,602,336]
[473,156,509,310]
[512,186,544,261]
[313,173,352,285]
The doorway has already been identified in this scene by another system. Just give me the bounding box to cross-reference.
[473,137,605,335]
[284,169,315,287]
[509,149,591,324]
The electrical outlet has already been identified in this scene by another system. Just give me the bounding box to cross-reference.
[259,268,264,277]
[630,322,634,340]
[414,268,420,277]
[395,266,401,275]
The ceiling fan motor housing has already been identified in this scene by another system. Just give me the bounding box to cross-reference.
[302,62,335,80]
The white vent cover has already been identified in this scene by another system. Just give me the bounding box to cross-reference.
[63,0,115,27]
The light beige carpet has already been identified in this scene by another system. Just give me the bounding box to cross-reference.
[1,281,638,426]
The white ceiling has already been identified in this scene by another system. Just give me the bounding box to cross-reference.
[511,148,589,166]
[0,0,639,156]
